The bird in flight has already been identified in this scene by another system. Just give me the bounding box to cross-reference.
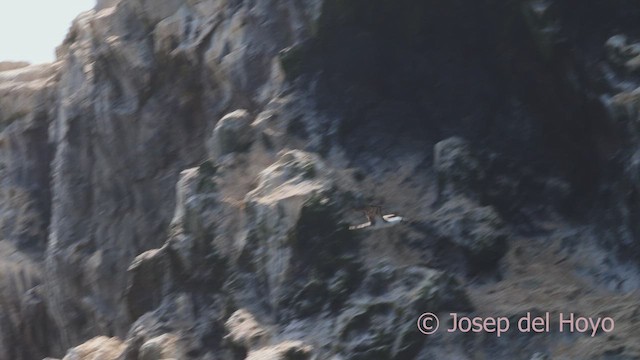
[349,205,404,231]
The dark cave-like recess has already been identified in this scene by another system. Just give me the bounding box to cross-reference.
[293,0,640,215]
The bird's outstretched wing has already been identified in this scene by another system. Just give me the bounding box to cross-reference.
[349,222,371,230]
[362,205,386,224]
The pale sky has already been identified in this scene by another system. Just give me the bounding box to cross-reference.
[0,1,96,64]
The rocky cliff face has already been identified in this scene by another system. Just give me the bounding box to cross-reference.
[1,0,640,359]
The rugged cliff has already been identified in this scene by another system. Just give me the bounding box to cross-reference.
[1,0,640,359]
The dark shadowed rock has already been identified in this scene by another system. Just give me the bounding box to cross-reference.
[125,246,174,321]
[335,265,470,360]
[432,196,508,268]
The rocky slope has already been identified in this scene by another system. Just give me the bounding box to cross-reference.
[1,0,640,359]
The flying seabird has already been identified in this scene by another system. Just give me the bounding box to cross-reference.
[348,205,404,231]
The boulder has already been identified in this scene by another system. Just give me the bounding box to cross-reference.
[61,336,125,360]
[246,341,313,360]
[225,309,313,360]
[120,293,202,360]
[605,34,640,73]
[208,110,255,159]
[224,309,269,350]
[138,333,182,360]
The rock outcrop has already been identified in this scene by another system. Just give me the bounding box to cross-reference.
[207,109,255,159]
[60,336,126,360]
[434,137,484,204]
[432,196,508,268]
[1,0,640,359]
